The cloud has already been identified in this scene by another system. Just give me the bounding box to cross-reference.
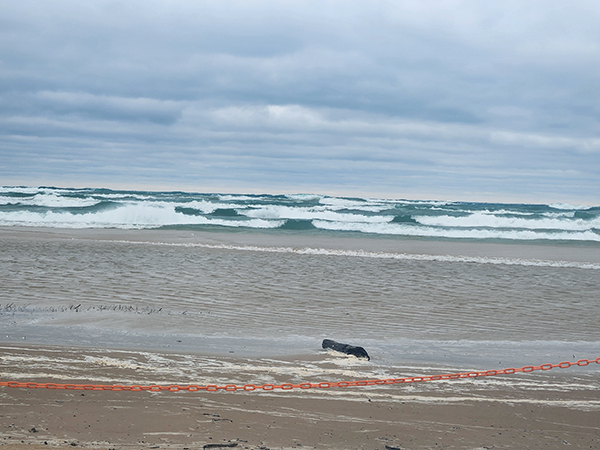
[0,0,599,203]
[26,91,184,124]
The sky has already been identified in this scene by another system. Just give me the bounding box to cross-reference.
[1,0,599,204]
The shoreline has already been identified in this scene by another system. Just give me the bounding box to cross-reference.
[2,225,600,368]
[3,225,600,265]
[2,226,600,448]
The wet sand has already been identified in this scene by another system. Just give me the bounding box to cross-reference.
[1,344,600,450]
[2,227,600,448]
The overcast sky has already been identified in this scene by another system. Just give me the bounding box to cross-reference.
[1,1,599,203]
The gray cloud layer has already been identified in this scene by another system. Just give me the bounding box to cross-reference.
[1,0,599,203]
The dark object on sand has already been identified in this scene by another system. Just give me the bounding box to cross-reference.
[322,339,370,361]
[203,443,238,449]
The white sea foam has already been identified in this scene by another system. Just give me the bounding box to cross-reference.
[414,212,600,231]
[84,356,141,370]
[182,200,241,214]
[549,203,593,210]
[0,203,281,229]
[0,193,100,208]
[0,186,39,194]
[105,239,600,269]
[284,193,323,201]
[317,197,391,212]
[241,205,389,223]
[478,208,575,219]
[312,219,600,241]
[386,198,455,207]
[217,194,264,202]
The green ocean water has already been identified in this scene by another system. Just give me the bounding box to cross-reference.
[1,186,599,243]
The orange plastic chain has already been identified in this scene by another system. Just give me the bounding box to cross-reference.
[1,358,598,392]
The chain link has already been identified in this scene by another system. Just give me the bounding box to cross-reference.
[2,357,598,392]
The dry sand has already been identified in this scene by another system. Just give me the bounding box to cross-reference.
[1,344,600,449]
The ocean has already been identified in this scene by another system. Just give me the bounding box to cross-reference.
[1,186,599,242]
[1,186,599,385]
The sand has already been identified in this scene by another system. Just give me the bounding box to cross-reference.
[2,227,600,448]
[1,344,600,450]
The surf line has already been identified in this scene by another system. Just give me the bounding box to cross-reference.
[2,358,598,393]
[103,240,600,270]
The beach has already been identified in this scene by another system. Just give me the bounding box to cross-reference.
[2,344,600,450]
[1,225,600,449]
